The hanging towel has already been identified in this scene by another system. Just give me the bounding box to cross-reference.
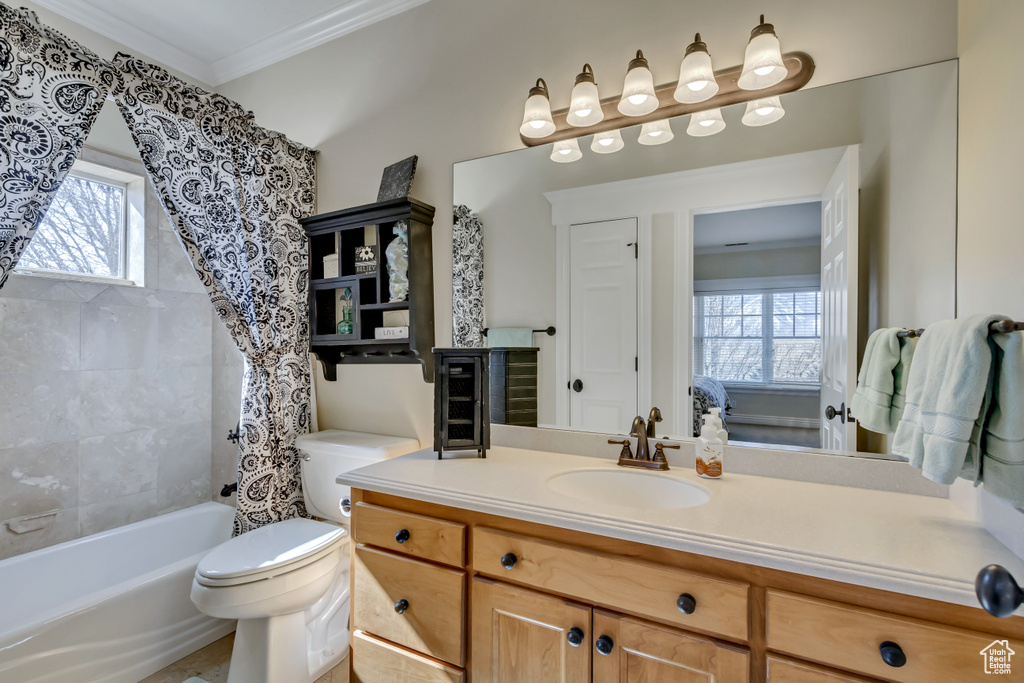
[976,330,1024,506]
[891,314,1006,484]
[850,328,903,434]
[889,336,918,432]
[487,328,533,348]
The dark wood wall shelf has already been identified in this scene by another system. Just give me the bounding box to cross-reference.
[301,197,436,382]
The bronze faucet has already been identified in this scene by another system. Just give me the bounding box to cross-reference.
[647,407,662,438]
[608,416,677,471]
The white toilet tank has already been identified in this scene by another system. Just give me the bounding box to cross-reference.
[296,430,420,523]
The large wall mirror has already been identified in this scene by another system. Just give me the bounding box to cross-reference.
[453,60,957,459]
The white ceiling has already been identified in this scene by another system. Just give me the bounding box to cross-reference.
[693,202,822,252]
[34,0,431,86]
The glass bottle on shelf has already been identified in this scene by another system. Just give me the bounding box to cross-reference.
[337,287,353,335]
[386,221,410,302]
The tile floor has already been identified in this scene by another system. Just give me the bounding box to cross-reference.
[138,633,349,683]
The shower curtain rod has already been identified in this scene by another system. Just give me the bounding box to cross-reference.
[896,319,1023,338]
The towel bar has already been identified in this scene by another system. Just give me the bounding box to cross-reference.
[482,326,556,337]
[896,319,1022,338]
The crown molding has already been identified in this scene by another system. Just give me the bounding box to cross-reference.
[32,0,432,87]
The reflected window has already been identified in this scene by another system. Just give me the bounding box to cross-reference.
[694,289,821,386]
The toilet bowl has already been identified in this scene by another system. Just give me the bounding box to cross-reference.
[190,430,420,683]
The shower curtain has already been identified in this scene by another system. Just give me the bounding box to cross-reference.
[112,54,318,535]
[453,204,485,347]
[0,5,117,290]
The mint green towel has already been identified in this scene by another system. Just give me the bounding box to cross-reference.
[889,336,917,432]
[487,327,533,347]
[892,314,1005,484]
[850,328,903,434]
[977,330,1024,506]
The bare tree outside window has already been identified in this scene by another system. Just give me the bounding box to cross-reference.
[19,174,125,278]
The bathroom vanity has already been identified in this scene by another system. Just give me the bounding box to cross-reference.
[341,448,1024,683]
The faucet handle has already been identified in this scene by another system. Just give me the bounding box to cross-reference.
[653,442,680,464]
[609,439,634,459]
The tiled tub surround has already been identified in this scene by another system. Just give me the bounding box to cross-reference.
[0,147,234,560]
[0,502,236,683]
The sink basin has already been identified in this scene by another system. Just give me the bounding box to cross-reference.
[545,468,711,510]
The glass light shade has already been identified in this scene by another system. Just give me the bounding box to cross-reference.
[520,79,555,138]
[638,120,674,145]
[567,65,604,127]
[550,138,583,163]
[686,108,726,137]
[741,96,785,126]
[737,18,787,90]
[673,35,719,104]
[591,129,624,154]
[617,50,658,116]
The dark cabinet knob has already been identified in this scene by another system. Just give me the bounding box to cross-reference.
[595,634,614,656]
[572,379,583,392]
[976,564,1024,618]
[500,552,518,569]
[395,528,410,544]
[394,598,409,614]
[676,593,697,615]
[825,405,838,420]
[879,641,906,668]
[566,626,584,647]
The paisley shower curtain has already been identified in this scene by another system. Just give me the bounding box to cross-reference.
[452,204,484,347]
[0,5,117,289]
[112,54,318,535]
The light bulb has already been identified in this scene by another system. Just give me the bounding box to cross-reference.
[674,34,719,105]
[591,129,624,154]
[599,137,614,146]
[742,96,785,126]
[520,78,555,138]
[699,119,715,127]
[551,138,583,163]
[638,120,674,145]
[618,50,658,116]
[686,108,726,137]
[738,15,788,90]
[566,64,604,127]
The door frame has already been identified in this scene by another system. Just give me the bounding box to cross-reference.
[554,217,651,430]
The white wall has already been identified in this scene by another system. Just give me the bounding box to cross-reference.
[217,0,958,444]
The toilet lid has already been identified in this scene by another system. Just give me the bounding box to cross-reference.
[196,518,347,585]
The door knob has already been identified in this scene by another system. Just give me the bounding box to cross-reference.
[824,403,847,423]
[595,635,614,655]
[572,379,583,392]
[566,627,584,647]
[878,641,906,667]
[976,564,1023,617]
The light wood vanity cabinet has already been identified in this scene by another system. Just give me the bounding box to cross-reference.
[349,490,1024,683]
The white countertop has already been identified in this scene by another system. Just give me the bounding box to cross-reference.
[339,446,1024,612]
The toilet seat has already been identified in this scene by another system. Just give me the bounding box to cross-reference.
[196,518,347,588]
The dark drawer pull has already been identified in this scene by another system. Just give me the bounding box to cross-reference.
[676,593,697,615]
[395,528,410,544]
[976,564,1023,618]
[595,634,614,655]
[566,626,584,647]
[394,598,409,614]
[501,552,518,569]
[879,641,906,668]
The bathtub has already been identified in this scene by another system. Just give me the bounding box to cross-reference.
[0,502,237,683]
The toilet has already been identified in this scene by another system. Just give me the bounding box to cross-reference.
[190,430,420,683]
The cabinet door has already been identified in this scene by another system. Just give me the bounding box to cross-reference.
[471,577,591,683]
[592,610,749,683]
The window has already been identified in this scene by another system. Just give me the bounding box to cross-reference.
[694,289,821,386]
[18,165,129,280]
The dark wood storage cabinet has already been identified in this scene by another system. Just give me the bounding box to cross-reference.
[301,198,435,382]
[489,347,539,427]
[433,348,489,458]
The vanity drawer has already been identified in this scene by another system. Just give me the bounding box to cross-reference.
[353,545,465,666]
[767,656,877,682]
[472,527,749,642]
[352,630,464,683]
[767,590,1020,682]
[354,502,466,567]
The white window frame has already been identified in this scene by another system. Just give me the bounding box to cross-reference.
[16,157,145,286]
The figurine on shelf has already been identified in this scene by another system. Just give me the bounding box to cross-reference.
[337,287,353,335]
[386,221,410,302]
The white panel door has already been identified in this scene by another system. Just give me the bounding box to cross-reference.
[820,146,859,451]
[569,218,638,434]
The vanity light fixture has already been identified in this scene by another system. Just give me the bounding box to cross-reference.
[741,95,785,126]
[674,34,719,104]
[551,137,583,163]
[617,50,658,116]
[520,78,556,139]
[686,107,726,136]
[737,15,788,90]
[638,119,674,145]
[591,129,624,154]
[567,64,604,127]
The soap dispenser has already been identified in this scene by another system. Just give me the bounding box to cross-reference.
[708,407,728,444]
[696,415,724,479]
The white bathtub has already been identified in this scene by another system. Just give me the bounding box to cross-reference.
[0,502,237,683]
